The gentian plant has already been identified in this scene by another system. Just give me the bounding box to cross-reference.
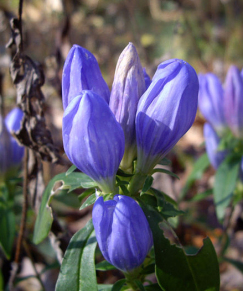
[33,43,220,291]
[198,66,243,223]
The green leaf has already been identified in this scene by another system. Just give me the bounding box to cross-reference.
[33,172,97,245]
[53,190,80,208]
[190,189,213,202]
[66,165,77,175]
[55,219,98,291]
[111,279,126,291]
[80,193,97,210]
[134,280,146,291]
[96,260,116,271]
[158,157,171,166]
[140,200,220,291]
[223,257,243,273]
[180,153,210,200]
[152,168,180,180]
[146,189,184,219]
[141,176,154,194]
[214,155,241,222]
[78,188,96,202]
[61,172,97,192]
[33,173,66,245]
[0,206,15,259]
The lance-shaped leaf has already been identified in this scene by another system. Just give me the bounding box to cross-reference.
[139,198,220,291]
[55,219,98,291]
[33,172,96,244]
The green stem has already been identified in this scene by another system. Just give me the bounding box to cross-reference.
[128,171,147,196]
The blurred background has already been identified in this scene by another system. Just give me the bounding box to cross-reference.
[1,0,243,290]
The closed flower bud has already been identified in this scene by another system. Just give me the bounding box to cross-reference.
[136,59,198,174]
[92,195,153,273]
[224,65,243,138]
[0,116,12,176]
[62,45,110,110]
[109,43,146,171]
[5,107,24,166]
[62,90,125,193]
[203,123,227,170]
[198,73,226,135]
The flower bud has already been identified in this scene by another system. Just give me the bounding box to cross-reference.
[203,123,227,170]
[109,43,146,171]
[198,73,226,135]
[92,195,153,272]
[0,116,12,175]
[62,90,125,193]
[136,59,198,174]
[62,45,110,110]
[5,107,24,166]
[224,65,243,138]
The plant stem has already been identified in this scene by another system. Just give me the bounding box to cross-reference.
[128,171,147,196]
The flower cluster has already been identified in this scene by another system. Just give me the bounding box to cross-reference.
[198,66,243,170]
[62,43,199,272]
[0,107,24,177]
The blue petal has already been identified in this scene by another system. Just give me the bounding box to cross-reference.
[224,65,243,138]
[63,90,125,192]
[62,45,110,110]
[92,195,153,272]
[5,108,24,166]
[204,123,227,170]
[198,73,226,135]
[109,43,145,170]
[136,59,198,173]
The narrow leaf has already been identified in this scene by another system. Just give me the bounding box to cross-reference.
[223,257,243,273]
[141,176,154,194]
[111,279,126,291]
[55,219,98,291]
[214,155,241,222]
[80,193,97,210]
[190,189,213,202]
[134,280,146,291]
[152,168,179,180]
[66,164,77,175]
[0,206,15,259]
[33,173,66,244]
[96,260,116,271]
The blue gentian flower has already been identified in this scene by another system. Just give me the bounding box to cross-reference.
[203,123,227,170]
[5,107,24,166]
[198,73,226,136]
[135,59,199,174]
[92,195,153,273]
[62,90,125,193]
[224,65,243,138]
[109,43,146,171]
[62,44,110,110]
